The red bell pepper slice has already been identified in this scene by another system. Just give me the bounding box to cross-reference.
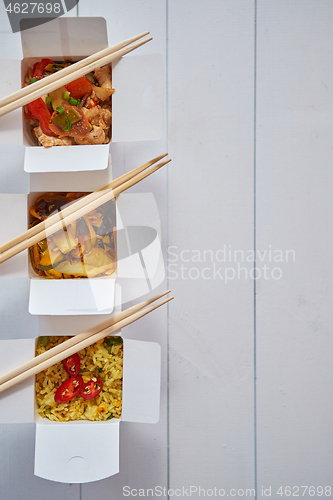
[81,378,103,400]
[26,98,56,137]
[62,353,80,377]
[54,376,83,403]
[33,58,54,80]
[65,76,94,99]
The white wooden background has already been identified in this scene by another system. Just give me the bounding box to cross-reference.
[0,0,332,498]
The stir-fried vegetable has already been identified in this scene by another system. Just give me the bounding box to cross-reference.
[50,105,90,137]
[65,76,94,99]
[29,192,117,279]
[32,58,54,80]
[23,59,113,147]
[26,98,56,137]
[38,336,50,347]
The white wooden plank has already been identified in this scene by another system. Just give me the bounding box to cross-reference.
[168,0,255,492]
[256,0,333,495]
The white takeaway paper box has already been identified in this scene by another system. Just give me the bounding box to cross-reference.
[0,332,161,483]
[0,190,164,315]
[0,17,163,173]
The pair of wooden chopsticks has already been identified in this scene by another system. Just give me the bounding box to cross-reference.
[0,290,173,395]
[0,31,151,118]
[0,152,171,264]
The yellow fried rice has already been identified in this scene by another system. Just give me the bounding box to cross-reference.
[35,336,123,422]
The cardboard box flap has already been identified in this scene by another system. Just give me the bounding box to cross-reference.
[117,193,165,288]
[21,17,108,58]
[112,54,164,143]
[117,192,161,238]
[0,194,28,278]
[24,145,110,173]
[0,339,35,423]
[122,339,161,423]
[0,58,23,146]
[29,278,116,316]
[35,420,120,483]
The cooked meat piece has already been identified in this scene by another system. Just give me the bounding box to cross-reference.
[93,66,114,101]
[34,126,73,147]
[74,125,106,145]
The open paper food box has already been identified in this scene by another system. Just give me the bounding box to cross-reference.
[0,187,164,314]
[0,17,163,173]
[0,298,161,482]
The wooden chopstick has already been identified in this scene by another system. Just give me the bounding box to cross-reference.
[0,293,173,395]
[0,31,149,109]
[0,289,171,387]
[0,155,171,265]
[0,34,152,118]
[0,152,168,254]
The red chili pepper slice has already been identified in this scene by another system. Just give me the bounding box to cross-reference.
[81,378,103,400]
[54,376,83,403]
[33,58,54,80]
[26,98,56,137]
[65,76,94,99]
[62,353,80,377]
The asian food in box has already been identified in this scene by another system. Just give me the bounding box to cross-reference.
[35,335,123,422]
[29,192,117,279]
[23,58,113,147]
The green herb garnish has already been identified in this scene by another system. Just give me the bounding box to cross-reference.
[107,413,114,420]
[45,96,52,107]
[63,117,72,131]
[106,337,123,346]
[38,336,50,347]
[29,77,38,84]
[68,97,78,106]
[56,105,65,114]
[63,90,70,100]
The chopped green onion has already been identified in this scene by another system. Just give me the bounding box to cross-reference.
[45,96,52,107]
[68,97,78,106]
[56,106,65,114]
[63,90,70,100]
[77,98,81,106]
[106,337,123,345]
[29,77,38,84]
[107,413,114,420]
[38,336,50,347]
[63,117,72,131]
